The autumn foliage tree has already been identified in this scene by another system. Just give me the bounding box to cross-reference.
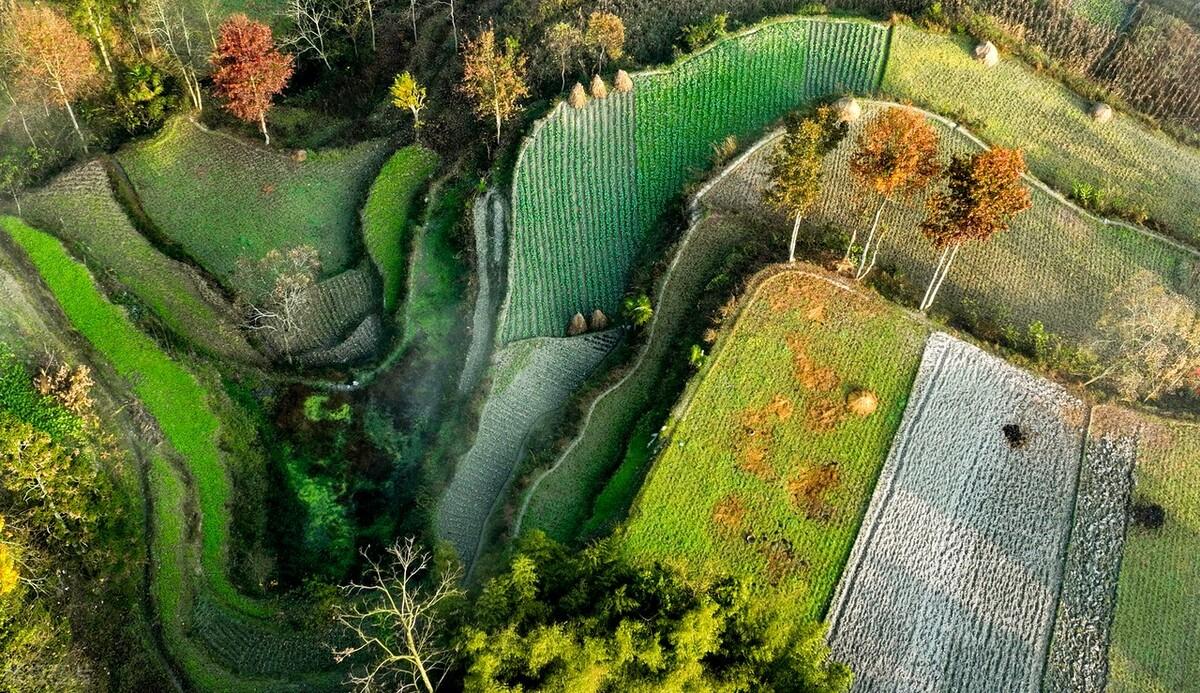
[210,14,294,145]
[848,108,941,279]
[765,106,847,263]
[0,3,99,150]
[390,71,427,131]
[918,147,1031,311]
[544,21,583,91]
[460,26,529,144]
[584,11,625,73]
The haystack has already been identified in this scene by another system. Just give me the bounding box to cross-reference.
[291,149,308,163]
[834,97,862,123]
[614,69,633,93]
[973,41,999,67]
[589,309,609,331]
[846,389,878,417]
[591,74,609,99]
[567,312,588,336]
[1090,102,1114,124]
[568,83,588,109]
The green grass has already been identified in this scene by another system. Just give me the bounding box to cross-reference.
[620,268,928,622]
[400,179,471,352]
[362,146,438,313]
[1072,0,1130,27]
[883,24,1200,244]
[117,118,389,293]
[19,161,260,363]
[1107,417,1200,692]
[501,17,889,342]
[577,414,657,541]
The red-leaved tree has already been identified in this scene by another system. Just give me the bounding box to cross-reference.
[210,14,293,145]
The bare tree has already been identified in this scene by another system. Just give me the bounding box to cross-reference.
[283,0,335,69]
[332,538,462,693]
[141,0,209,110]
[236,246,321,358]
[1087,270,1200,401]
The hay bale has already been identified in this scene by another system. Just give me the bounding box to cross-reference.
[834,97,862,123]
[590,75,608,99]
[567,312,588,336]
[291,149,308,163]
[973,41,999,67]
[589,309,609,331]
[614,69,633,93]
[846,389,878,417]
[1090,102,1114,124]
[568,83,588,109]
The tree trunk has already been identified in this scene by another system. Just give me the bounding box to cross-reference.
[366,0,376,51]
[409,0,418,44]
[788,212,802,263]
[494,102,502,144]
[259,111,270,146]
[62,97,88,153]
[88,9,114,73]
[919,246,950,311]
[921,244,959,311]
[854,198,887,280]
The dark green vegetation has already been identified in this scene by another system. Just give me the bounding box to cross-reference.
[501,17,889,342]
[457,531,852,691]
[362,146,439,313]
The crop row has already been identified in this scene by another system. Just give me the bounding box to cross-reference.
[828,333,1087,691]
[501,18,890,342]
[436,330,622,565]
[256,263,379,358]
[704,102,1200,344]
[619,269,928,622]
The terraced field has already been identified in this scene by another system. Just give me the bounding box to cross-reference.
[883,24,1200,244]
[828,333,1087,691]
[117,118,390,292]
[620,268,928,621]
[436,330,622,566]
[0,217,337,689]
[18,161,261,363]
[361,146,438,313]
[703,101,1200,342]
[500,17,889,342]
[1107,416,1200,691]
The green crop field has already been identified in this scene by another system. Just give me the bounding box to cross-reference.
[621,268,928,621]
[117,118,389,293]
[18,161,261,363]
[500,17,889,343]
[883,25,1200,245]
[703,101,1200,346]
[361,146,438,313]
[1072,0,1131,27]
[1107,416,1200,692]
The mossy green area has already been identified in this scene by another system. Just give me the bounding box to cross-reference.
[400,178,471,352]
[1107,417,1200,692]
[621,268,928,622]
[361,146,438,313]
[883,24,1200,244]
[117,119,389,293]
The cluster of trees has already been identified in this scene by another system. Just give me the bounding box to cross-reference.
[333,531,852,692]
[767,103,1031,311]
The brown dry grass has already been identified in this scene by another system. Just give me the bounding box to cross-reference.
[789,463,841,520]
[736,395,795,480]
[787,333,839,392]
[806,398,846,431]
[711,494,747,536]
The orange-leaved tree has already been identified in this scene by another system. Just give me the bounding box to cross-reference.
[847,107,941,280]
[918,147,1031,311]
[0,3,99,151]
[210,14,294,145]
[764,105,848,263]
[460,25,529,144]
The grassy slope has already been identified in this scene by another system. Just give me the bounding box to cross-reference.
[400,179,471,352]
[501,17,888,342]
[1107,418,1200,692]
[883,25,1200,244]
[117,119,389,290]
[621,268,928,622]
[361,146,438,313]
[520,216,759,541]
[18,161,260,363]
[1,217,336,689]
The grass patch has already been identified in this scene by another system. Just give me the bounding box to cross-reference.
[400,178,471,351]
[362,146,438,313]
[117,118,389,293]
[883,25,1200,244]
[1107,417,1200,692]
[620,268,928,621]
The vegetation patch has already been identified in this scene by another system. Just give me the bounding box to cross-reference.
[117,118,389,292]
[620,268,928,621]
[360,146,438,313]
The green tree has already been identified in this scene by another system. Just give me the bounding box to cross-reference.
[622,293,653,328]
[765,105,847,263]
[458,533,852,692]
